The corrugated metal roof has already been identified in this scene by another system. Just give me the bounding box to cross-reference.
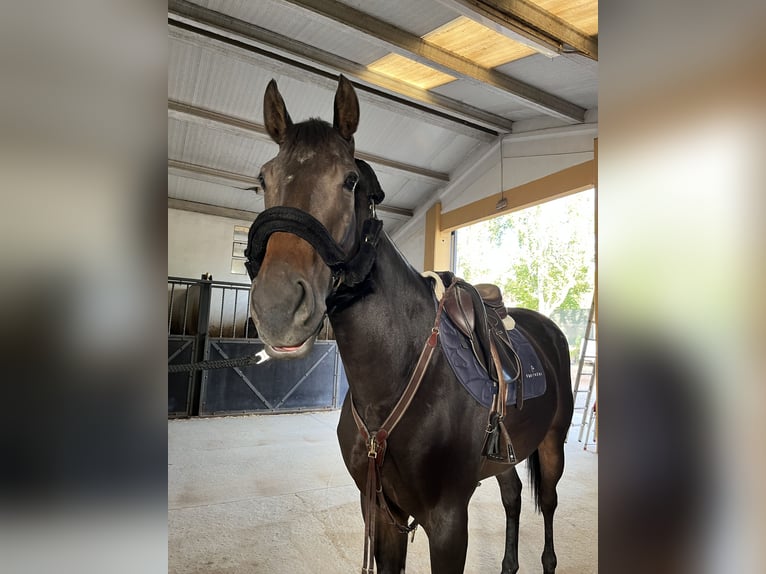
[202,0,393,66]
[169,173,264,213]
[496,54,598,110]
[168,0,598,237]
[332,0,458,36]
[430,79,537,119]
[168,117,272,176]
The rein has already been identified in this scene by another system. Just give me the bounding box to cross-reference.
[350,277,456,574]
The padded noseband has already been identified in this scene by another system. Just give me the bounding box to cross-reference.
[244,206,382,289]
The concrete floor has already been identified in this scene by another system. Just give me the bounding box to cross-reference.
[169,411,597,573]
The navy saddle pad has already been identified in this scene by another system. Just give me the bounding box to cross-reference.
[439,311,547,409]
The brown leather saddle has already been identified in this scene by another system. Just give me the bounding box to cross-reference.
[437,272,523,409]
[435,272,523,464]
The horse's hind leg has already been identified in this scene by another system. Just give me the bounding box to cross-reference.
[496,467,523,573]
[530,431,567,574]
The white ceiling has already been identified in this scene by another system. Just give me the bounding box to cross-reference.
[168,0,598,235]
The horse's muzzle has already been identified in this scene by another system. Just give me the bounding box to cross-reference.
[249,238,328,356]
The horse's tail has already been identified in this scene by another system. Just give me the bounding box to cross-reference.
[527,449,543,513]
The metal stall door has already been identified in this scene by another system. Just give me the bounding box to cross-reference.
[169,276,348,417]
[168,277,203,417]
[199,339,344,415]
[168,337,195,417]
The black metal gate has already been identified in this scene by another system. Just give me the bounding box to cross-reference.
[168,336,196,416]
[168,275,347,418]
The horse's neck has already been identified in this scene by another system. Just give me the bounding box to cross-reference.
[330,234,436,426]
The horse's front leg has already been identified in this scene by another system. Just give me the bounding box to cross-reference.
[424,504,469,574]
[359,495,409,574]
[374,518,409,574]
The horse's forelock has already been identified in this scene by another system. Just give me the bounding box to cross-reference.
[282,119,351,160]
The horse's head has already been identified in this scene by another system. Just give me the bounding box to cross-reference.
[247,76,384,359]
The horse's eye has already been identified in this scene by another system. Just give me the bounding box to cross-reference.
[256,174,266,193]
[343,172,359,192]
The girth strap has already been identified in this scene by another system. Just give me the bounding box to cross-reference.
[485,338,517,464]
[350,276,456,573]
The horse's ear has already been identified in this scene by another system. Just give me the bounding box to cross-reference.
[333,75,359,143]
[263,79,293,145]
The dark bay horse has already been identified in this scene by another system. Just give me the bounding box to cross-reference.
[247,76,574,573]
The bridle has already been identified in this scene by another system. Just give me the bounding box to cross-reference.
[244,161,383,300]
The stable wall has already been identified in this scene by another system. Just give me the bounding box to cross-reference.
[168,208,252,283]
[396,224,427,273]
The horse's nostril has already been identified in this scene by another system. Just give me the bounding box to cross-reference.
[294,278,315,324]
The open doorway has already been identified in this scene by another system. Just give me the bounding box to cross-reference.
[454,188,595,363]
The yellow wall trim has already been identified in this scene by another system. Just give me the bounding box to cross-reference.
[440,160,595,232]
[423,202,451,271]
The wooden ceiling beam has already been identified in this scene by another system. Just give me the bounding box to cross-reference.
[283,0,586,122]
[435,0,597,60]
